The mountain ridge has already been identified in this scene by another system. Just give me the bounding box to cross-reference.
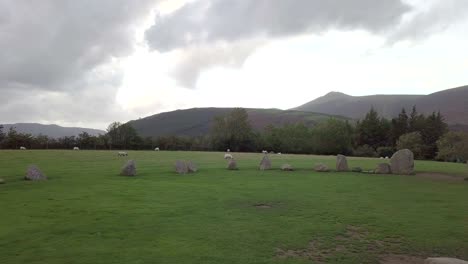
[3,86,467,137]
[128,107,350,138]
[1,123,106,138]
[294,85,468,126]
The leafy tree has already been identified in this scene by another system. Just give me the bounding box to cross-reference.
[211,108,255,152]
[396,132,424,159]
[47,138,58,149]
[312,119,353,155]
[284,123,313,153]
[77,132,93,149]
[155,135,192,150]
[191,135,212,151]
[4,127,14,147]
[58,136,77,149]
[353,145,377,157]
[376,146,394,158]
[262,125,282,152]
[105,122,142,150]
[35,134,50,149]
[436,131,468,162]
[97,134,111,150]
[106,122,122,149]
[0,125,5,147]
[1,127,34,149]
[262,123,312,154]
[4,127,19,149]
[143,137,155,150]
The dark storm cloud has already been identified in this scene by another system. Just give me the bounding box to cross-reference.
[0,0,157,90]
[145,0,412,52]
[0,66,132,128]
[0,0,159,127]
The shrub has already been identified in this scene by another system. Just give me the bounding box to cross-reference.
[396,132,424,159]
[377,146,394,158]
[353,145,377,157]
[436,131,468,163]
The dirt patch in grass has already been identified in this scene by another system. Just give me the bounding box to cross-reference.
[276,225,407,263]
[415,173,466,183]
[254,203,272,209]
[343,225,369,240]
[379,254,425,264]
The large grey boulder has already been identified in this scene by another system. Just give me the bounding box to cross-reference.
[227,159,238,170]
[336,154,349,172]
[25,165,47,181]
[281,164,294,171]
[391,149,415,175]
[375,163,391,174]
[121,160,137,176]
[259,155,272,170]
[425,258,468,264]
[314,163,329,172]
[187,161,198,173]
[175,160,189,174]
[175,160,198,174]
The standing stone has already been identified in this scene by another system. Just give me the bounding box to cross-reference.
[25,165,47,181]
[375,163,391,174]
[425,258,468,264]
[259,155,272,170]
[390,149,415,175]
[175,160,189,174]
[336,154,349,172]
[227,159,238,170]
[120,160,137,176]
[314,163,329,172]
[187,161,198,173]
[281,164,294,171]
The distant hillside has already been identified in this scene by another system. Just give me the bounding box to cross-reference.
[128,108,349,138]
[294,85,468,128]
[1,123,105,138]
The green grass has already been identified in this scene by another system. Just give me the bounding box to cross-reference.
[0,150,467,264]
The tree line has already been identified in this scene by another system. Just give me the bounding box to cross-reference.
[1,107,467,162]
[208,107,467,162]
[0,122,150,150]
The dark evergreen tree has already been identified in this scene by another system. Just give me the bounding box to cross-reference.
[390,108,409,144]
[408,106,425,132]
[355,107,389,150]
[420,111,448,158]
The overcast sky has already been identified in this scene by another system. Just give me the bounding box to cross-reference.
[1,0,468,129]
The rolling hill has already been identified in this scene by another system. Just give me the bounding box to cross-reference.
[1,123,106,138]
[294,85,468,128]
[128,108,349,138]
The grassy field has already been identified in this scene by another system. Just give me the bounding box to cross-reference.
[0,150,467,264]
